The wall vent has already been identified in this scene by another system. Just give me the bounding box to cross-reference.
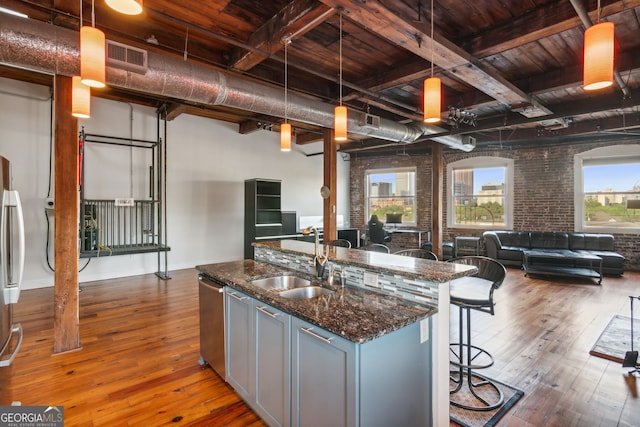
[106,40,148,74]
[462,135,476,149]
[359,113,380,129]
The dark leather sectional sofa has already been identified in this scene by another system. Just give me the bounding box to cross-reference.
[483,231,625,276]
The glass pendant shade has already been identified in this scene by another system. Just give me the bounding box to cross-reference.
[280,123,291,152]
[583,22,614,91]
[72,76,91,118]
[423,77,441,123]
[334,105,347,141]
[80,26,106,88]
[105,0,143,15]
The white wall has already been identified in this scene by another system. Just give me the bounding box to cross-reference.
[0,77,350,289]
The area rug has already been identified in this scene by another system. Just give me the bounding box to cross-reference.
[590,315,640,364]
[449,374,524,427]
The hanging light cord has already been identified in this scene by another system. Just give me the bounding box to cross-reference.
[91,0,95,27]
[339,11,343,107]
[284,39,288,123]
[596,0,601,23]
[184,27,189,61]
[430,0,434,78]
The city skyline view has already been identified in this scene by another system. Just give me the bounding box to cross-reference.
[369,163,640,194]
[584,163,640,192]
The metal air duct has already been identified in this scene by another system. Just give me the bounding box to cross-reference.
[0,13,471,150]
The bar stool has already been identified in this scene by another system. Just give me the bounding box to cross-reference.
[393,248,438,260]
[361,243,390,253]
[326,239,352,248]
[447,256,507,411]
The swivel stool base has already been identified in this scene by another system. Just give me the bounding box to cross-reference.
[449,308,504,411]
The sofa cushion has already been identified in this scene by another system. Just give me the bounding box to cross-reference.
[570,233,615,251]
[574,249,625,266]
[530,232,569,249]
[497,247,524,261]
[494,231,530,247]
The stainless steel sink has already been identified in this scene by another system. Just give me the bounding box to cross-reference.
[250,275,311,291]
[279,286,335,299]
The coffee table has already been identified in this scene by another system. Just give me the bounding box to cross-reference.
[522,249,603,284]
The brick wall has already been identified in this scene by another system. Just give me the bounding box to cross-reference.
[349,141,640,270]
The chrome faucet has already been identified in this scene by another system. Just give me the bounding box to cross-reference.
[302,226,328,279]
[330,264,346,287]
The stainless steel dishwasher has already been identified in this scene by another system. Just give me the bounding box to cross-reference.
[198,274,226,380]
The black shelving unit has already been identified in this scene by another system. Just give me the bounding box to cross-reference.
[245,179,282,259]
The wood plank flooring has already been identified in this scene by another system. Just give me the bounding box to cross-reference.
[10,269,266,427]
[453,268,640,426]
[8,267,640,426]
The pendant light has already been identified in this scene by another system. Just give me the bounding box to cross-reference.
[423,0,441,123]
[80,0,106,88]
[105,0,143,15]
[280,37,291,152]
[72,76,91,118]
[334,11,347,141]
[583,0,614,91]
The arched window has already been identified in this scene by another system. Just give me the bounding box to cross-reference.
[574,144,640,232]
[447,157,514,229]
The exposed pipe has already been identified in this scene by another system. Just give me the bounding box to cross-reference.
[0,13,472,150]
[569,0,630,97]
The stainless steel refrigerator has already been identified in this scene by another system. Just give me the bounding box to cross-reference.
[0,156,25,405]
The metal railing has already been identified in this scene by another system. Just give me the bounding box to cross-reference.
[454,203,498,225]
[80,199,159,253]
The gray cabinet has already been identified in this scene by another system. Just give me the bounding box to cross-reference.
[255,303,291,427]
[226,289,433,427]
[226,289,291,427]
[291,317,356,427]
[225,289,254,401]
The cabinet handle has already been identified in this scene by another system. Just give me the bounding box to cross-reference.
[256,305,279,318]
[300,327,332,345]
[228,292,246,301]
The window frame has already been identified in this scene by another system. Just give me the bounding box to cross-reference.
[364,167,417,227]
[573,144,640,233]
[447,156,514,230]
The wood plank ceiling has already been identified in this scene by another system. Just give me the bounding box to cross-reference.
[2,0,640,153]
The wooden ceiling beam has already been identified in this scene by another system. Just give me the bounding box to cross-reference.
[164,103,189,121]
[295,131,323,145]
[343,58,430,101]
[318,0,552,118]
[229,0,335,71]
[478,113,640,144]
[238,117,285,134]
[444,45,640,116]
[439,87,640,138]
[467,0,640,58]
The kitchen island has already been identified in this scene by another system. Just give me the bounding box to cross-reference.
[197,240,476,427]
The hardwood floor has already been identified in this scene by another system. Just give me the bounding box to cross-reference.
[8,267,640,426]
[451,268,640,427]
[10,269,266,427]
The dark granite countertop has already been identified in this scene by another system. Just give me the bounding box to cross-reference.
[255,239,475,283]
[197,259,440,344]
